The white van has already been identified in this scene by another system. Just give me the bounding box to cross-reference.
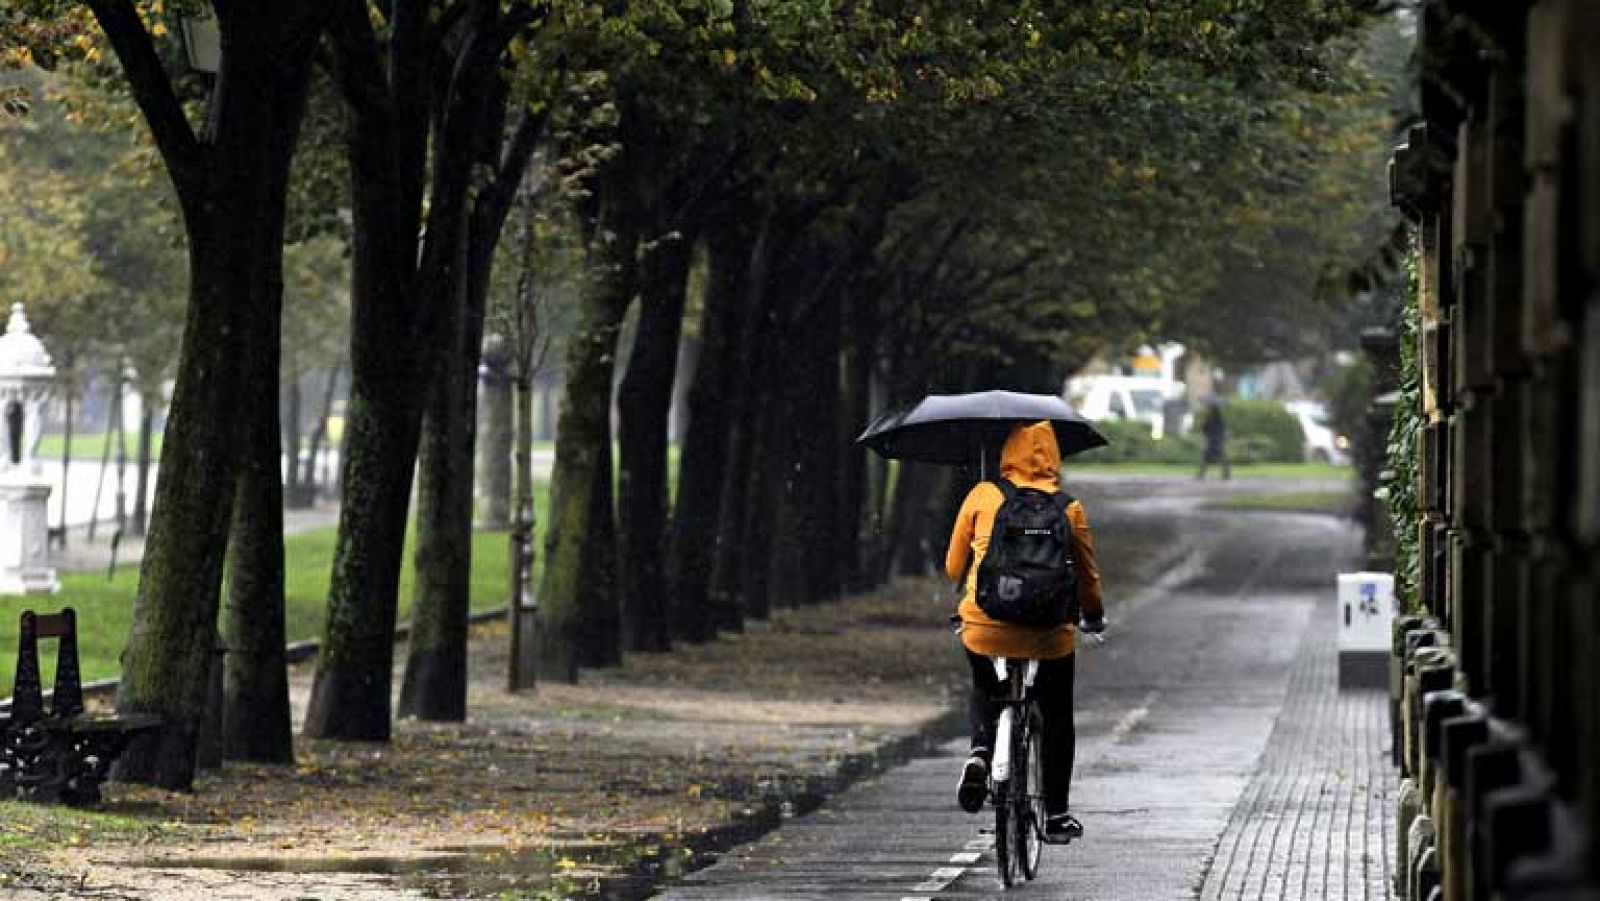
[1064,375,1185,439]
[1284,400,1351,465]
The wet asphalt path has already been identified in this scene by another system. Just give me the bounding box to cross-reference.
[654,479,1373,900]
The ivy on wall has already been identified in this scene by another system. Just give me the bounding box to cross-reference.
[1379,245,1421,611]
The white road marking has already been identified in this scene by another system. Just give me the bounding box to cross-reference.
[948,851,982,864]
[912,866,967,892]
[964,837,993,851]
[1107,692,1157,745]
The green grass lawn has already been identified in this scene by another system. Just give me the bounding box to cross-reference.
[36,430,159,463]
[0,480,551,695]
[1206,490,1354,514]
[1071,461,1352,480]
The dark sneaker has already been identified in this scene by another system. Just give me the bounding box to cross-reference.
[1044,813,1083,844]
[957,751,988,813]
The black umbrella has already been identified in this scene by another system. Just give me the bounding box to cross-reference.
[856,390,1108,468]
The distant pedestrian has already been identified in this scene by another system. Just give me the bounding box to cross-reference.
[945,421,1104,843]
[1197,399,1231,480]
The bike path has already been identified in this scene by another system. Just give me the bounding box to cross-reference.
[655,505,1392,900]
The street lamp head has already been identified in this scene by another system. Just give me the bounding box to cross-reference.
[179,10,222,76]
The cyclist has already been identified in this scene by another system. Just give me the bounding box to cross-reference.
[944,420,1104,841]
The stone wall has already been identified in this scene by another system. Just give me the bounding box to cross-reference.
[1386,1,1600,898]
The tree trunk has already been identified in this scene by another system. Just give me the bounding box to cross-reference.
[535,222,635,683]
[222,248,293,764]
[618,232,693,653]
[401,312,475,720]
[57,388,72,546]
[668,220,752,643]
[838,297,874,591]
[789,290,844,607]
[302,366,340,497]
[283,371,307,508]
[883,460,933,580]
[87,366,117,542]
[477,338,512,530]
[131,389,156,537]
[308,7,532,735]
[401,207,484,722]
[706,217,779,631]
[402,86,537,718]
[303,100,430,738]
[114,14,318,787]
[577,433,622,668]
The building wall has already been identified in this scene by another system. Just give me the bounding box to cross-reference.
[1387,1,1600,898]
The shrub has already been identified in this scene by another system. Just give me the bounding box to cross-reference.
[1079,398,1302,466]
[1080,418,1201,465]
[1221,399,1304,464]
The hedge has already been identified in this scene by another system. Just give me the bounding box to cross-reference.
[1079,399,1305,466]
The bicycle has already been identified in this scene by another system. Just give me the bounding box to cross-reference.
[988,630,1104,887]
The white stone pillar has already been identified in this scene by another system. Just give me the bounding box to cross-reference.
[0,303,59,594]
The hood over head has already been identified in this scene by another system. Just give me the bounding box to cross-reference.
[999,421,1061,488]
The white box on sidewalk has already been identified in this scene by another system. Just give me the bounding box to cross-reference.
[1336,572,1395,689]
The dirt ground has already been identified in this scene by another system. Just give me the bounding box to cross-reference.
[12,580,969,900]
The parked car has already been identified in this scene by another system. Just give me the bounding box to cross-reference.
[1065,375,1185,439]
[1284,400,1351,465]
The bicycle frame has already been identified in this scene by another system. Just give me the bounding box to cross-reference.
[989,657,1039,786]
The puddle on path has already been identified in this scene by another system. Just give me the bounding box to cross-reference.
[125,805,799,899]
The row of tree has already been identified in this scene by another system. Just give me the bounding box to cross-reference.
[5,0,1403,789]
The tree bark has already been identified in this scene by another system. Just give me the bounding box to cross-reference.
[668,219,752,644]
[57,388,72,546]
[789,290,844,607]
[401,198,487,721]
[302,366,340,496]
[88,364,118,542]
[306,0,520,739]
[618,232,693,653]
[402,94,543,720]
[283,372,308,508]
[108,1,320,788]
[477,338,512,530]
[706,216,780,630]
[222,245,293,764]
[536,219,635,683]
[838,295,875,591]
[401,233,475,721]
[577,433,622,668]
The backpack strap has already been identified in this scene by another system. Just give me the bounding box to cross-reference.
[991,478,1018,501]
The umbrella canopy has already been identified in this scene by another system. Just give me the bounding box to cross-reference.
[856,390,1109,466]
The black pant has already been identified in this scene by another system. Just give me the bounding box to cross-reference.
[966,650,1076,815]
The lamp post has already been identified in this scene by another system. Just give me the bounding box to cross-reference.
[178,8,222,76]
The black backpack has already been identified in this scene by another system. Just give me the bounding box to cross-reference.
[975,480,1078,628]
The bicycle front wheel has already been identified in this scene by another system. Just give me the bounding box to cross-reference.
[995,780,1018,887]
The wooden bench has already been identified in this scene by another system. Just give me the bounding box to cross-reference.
[0,608,159,805]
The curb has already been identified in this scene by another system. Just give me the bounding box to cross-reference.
[606,706,968,900]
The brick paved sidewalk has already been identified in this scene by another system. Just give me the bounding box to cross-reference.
[1198,608,1397,901]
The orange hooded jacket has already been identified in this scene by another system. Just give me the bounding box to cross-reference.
[944,421,1103,659]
